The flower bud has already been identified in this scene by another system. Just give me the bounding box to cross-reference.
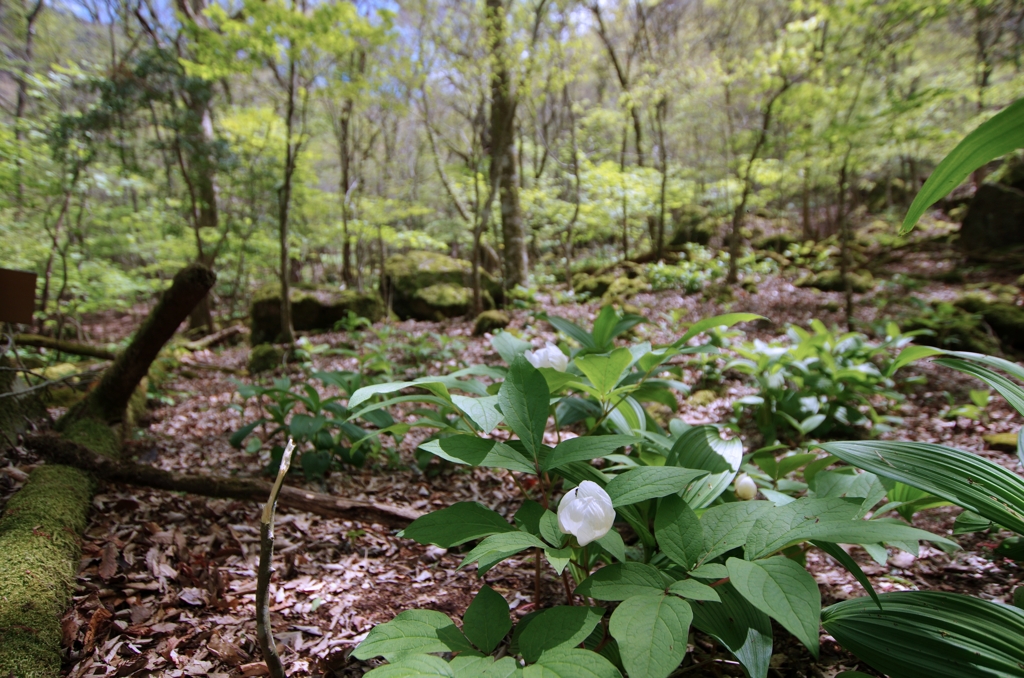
[557,480,615,546]
[734,473,758,500]
[524,342,569,372]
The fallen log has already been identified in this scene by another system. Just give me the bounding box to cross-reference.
[13,334,117,361]
[182,323,247,351]
[25,433,421,527]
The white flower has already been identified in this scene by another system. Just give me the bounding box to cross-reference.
[735,473,758,501]
[524,342,568,372]
[557,481,615,546]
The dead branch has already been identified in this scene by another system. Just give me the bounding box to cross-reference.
[13,334,117,361]
[182,324,247,352]
[24,433,421,527]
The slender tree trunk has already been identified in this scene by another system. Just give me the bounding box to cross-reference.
[487,0,528,288]
[277,62,298,345]
[13,0,44,215]
[837,152,854,331]
[655,99,669,259]
[564,85,581,286]
[802,170,813,241]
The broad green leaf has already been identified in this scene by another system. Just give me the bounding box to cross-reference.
[902,97,1024,234]
[668,425,742,509]
[545,315,597,349]
[654,494,704,570]
[452,395,504,433]
[823,591,1024,677]
[419,437,535,473]
[933,358,1024,419]
[540,511,567,548]
[596,528,626,562]
[290,414,326,438]
[690,583,773,678]
[544,546,573,574]
[542,435,639,471]
[818,440,1024,536]
[575,563,671,601]
[519,605,605,663]
[609,594,692,678]
[887,345,943,377]
[462,585,511,654]
[450,656,520,678]
[498,357,551,460]
[605,467,709,507]
[667,579,721,602]
[953,509,993,534]
[514,500,547,535]
[401,502,515,548]
[353,609,473,661]
[674,313,765,347]
[349,380,451,411]
[539,368,584,394]
[363,654,455,677]
[688,563,729,580]
[812,541,880,609]
[460,532,547,575]
[743,496,957,560]
[591,305,622,349]
[699,501,773,565]
[727,557,821,657]
[229,419,264,448]
[491,331,534,364]
[576,348,633,396]
[523,649,622,678]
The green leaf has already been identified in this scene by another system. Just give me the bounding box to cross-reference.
[353,609,473,661]
[575,563,670,601]
[667,579,721,602]
[545,315,596,349]
[462,585,512,654]
[591,305,622,349]
[933,358,1024,419]
[902,97,1024,234]
[419,437,535,473]
[491,331,534,364]
[349,381,451,411]
[609,594,692,678]
[812,541,880,609]
[953,509,993,534]
[460,532,547,575]
[543,435,639,471]
[523,649,623,678]
[674,313,765,347]
[654,494,704,570]
[668,425,742,509]
[498,357,551,461]
[576,348,633,396]
[450,656,520,678]
[290,414,326,438]
[605,467,709,507]
[699,501,773,565]
[688,563,729,580]
[818,440,1024,536]
[743,496,957,560]
[544,546,573,574]
[887,345,944,377]
[518,605,605,663]
[401,502,516,548]
[595,529,626,562]
[690,583,773,678]
[452,395,504,433]
[822,591,1024,677]
[540,511,567,548]
[363,654,455,678]
[539,368,584,394]
[229,419,264,448]
[727,557,821,657]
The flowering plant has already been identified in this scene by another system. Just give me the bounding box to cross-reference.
[345,309,955,678]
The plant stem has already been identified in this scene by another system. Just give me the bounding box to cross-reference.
[256,438,295,678]
[562,570,575,605]
[534,548,542,608]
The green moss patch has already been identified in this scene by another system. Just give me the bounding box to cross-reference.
[383,251,502,320]
[249,343,283,374]
[61,417,121,460]
[250,287,385,344]
[473,310,511,336]
[0,465,94,678]
[410,283,472,321]
[795,270,874,293]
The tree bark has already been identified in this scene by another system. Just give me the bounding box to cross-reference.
[24,433,421,527]
[58,263,216,428]
[487,0,528,289]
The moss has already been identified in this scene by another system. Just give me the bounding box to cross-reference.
[249,344,283,374]
[251,288,385,344]
[669,206,715,247]
[601,276,650,303]
[574,273,616,298]
[408,284,472,321]
[904,302,1002,356]
[0,465,94,678]
[796,270,874,293]
[382,251,501,320]
[0,359,47,439]
[983,432,1018,452]
[954,295,1024,352]
[473,310,511,336]
[753,233,801,253]
[688,390,719,407]
[61,417,121,460]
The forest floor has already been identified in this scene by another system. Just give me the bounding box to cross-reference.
[3,249,1024,678]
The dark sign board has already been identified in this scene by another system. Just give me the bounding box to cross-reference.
[0,268,37,325]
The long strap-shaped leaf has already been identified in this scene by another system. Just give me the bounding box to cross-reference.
[902,97,1024,234]
[817,440,1024,535]
[822,591,1024,678]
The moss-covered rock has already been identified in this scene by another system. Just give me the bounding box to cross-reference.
[688,390,719,407]
[0,465,93,678]
[250,287,384,345]
[61,417,121,460]
[382,251,502,320]
[983,432,1018,452]
[669,206,716,247]
[0,358,47,441]
[249,343,283,374]
[573,273,617,298]
[752,232,801,253]
[473,310,511,336]
[955,295,1024,352]
[409,283,472,321]
[795,270,874,293]
[903,302,1002,356]
[602,275,650,302]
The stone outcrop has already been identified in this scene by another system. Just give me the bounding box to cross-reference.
[250,287,384,344]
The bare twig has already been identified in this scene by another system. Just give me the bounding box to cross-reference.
[256,438,295,678]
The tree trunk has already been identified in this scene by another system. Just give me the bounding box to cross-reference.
[487,0,528,289]
[278,62,298,345]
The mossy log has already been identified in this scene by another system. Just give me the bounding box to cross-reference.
[24,433,420,528]
[12,334,116,361]
[58,263,216,433]
[0,465,93,678]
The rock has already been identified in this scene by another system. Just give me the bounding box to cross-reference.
[409,283,472,321]
[381,251,501,321]
[752,233,801,253]
[473,310,511,336]
[248,344,282,374]
[602,276,650,302]
[982,432,1018,452]
[669,205,716,247]
[795,270,874,293]
[250,287,384,344]
[955,294,1024,352]
[959,183,1024,255]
